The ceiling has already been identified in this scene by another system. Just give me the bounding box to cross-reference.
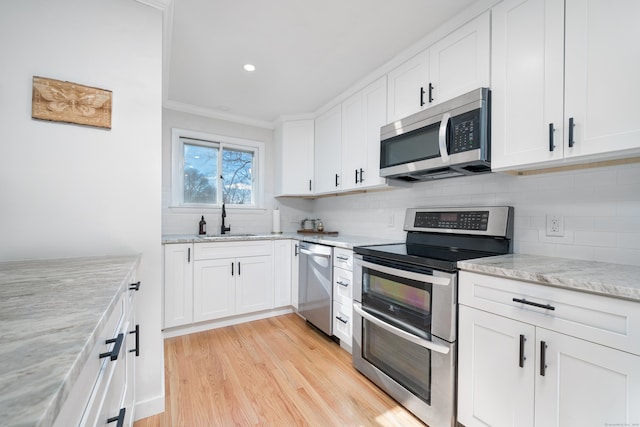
[164,0,479,127]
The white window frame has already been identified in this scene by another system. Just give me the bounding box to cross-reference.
[171,128,265,209]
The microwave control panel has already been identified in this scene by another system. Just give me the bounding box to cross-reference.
[451,110,481,153]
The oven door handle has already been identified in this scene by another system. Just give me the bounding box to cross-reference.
[359,259,451,287]
[353,302,450,355]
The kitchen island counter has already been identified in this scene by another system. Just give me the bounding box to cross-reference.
[458,253,640,302]
[0,254,140,427]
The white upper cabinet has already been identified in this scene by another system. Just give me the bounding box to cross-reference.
[387,49,430,123]
[563,0,640,159]
[314,104,343,194]
[341,76,388,191]
[492,0,640,171]
[387,12,490,123]
[278,120,314,195]
[428,11,490,105]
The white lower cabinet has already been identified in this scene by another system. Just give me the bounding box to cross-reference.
[332,247,353,351]
[164,240,302,333]
[193,241,273,322]
[458,271,640,427]
[54,271,139,427]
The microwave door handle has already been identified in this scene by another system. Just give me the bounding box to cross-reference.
[359,259,451,287]
[353,302,450,355]
[438,112,451,163]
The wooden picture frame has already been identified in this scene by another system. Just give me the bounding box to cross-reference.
[31,76,112,129]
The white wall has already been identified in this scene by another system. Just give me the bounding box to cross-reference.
[162,108,313,234]
[0,0,164,419]
[313,162,640,266]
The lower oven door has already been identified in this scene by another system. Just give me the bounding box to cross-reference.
[352,302,456,427]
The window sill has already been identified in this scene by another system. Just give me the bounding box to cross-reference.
[167,205,267,214]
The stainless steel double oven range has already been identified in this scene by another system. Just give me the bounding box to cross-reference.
[352,206,513,427]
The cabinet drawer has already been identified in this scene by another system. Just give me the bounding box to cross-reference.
[194,240,272,260]
[333,248,353,271]
[459,271,640,355]
[333,300,352,345]
[333,266,353,305]
[54,292,126,427]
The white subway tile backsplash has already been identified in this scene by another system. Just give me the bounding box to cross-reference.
[312,162,640,265]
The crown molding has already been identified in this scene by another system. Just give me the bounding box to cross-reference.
[135,0,171,11]
[164,100,275,130]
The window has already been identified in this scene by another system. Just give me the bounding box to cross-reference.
[172,129,264,208]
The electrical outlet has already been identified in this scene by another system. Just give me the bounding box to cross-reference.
[546,214,564,237]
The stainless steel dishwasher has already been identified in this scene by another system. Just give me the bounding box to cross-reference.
[298,241,333,336]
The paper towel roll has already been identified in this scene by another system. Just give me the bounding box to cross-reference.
[272,208,281,233]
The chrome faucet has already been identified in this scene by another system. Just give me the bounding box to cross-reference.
[220,203,231,234]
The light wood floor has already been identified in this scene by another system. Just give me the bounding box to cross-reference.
[134,313,425,427]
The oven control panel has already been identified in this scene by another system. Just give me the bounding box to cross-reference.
[404,206,513,237]
[414,211,489,231]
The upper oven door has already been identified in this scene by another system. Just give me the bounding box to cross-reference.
[354,255,457,343]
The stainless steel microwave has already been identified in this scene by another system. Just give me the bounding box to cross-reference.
[379,88,491,181]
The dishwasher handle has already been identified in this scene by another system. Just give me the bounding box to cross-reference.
[299,248,331,259]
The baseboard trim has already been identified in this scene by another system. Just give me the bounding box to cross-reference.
[134,394,165,421]
[162,306,295,339]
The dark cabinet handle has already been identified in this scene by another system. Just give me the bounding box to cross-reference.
[294,244,299,256]
[568,117,575,147]
[549,123,555,152]
[107,408,126,427]
[336,316,348,324]
[238,261,241,276]
[231,262,234,276]
[129,324,140,357]
[336,256,349,261]
[540,341,548,376]
[519,334,526,368]
[309,179,312,191]
[335,173,339,187]
[512,298,555,311]
[336,281,349,287]
[420,86,426,107]
[355,169,359,184]
[428,83,434,103]
[129,281,141,291]
[100,333,124,361]
[359,168,364,183]
[187,247,191,263]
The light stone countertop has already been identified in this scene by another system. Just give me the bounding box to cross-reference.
[162,232,401,250]
[458,254,640,302]
[0,255,140,427]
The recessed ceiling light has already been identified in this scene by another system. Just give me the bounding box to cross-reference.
[243,64,256,72]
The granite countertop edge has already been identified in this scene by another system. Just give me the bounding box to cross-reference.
[0,254,141,427]
[161,232,400,250]
[458,254,640,303]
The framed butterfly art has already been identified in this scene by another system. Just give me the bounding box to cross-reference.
[32,76,112,129]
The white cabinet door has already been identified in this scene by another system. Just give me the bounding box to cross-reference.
[387,49,430,123]
[291,241,299,310]
[361,76,387,188]
[341,76,388,191]
[491,0,565,170]
[458,305,535,427]
[236,255,273,315]
[429,11,490,105]
[163,243,193,328]
[534,328,640,427]
[193,258,235,322]
[314,104,342,193]
[341,89,364,191]
[280,120,314,195]
[564,0,640,159]
[333,300,352,346]
[333,266,352,306]
[273,240,293,308]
